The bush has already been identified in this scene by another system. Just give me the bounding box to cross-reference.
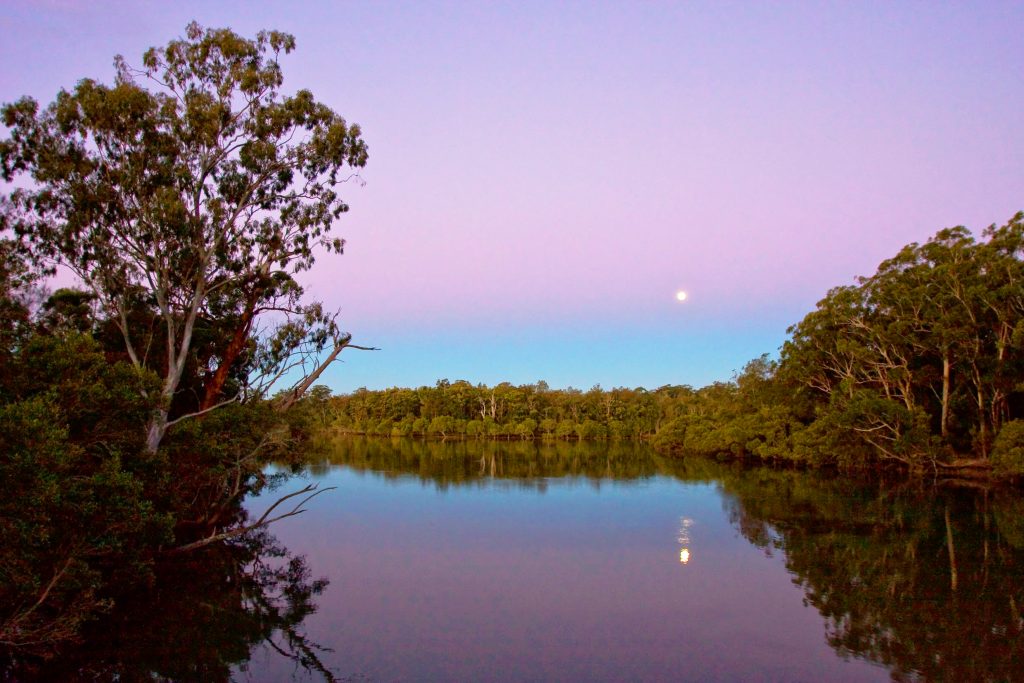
[575,419,607,441]
[411,417,428,435]
[516,418,537,439]
[555,420,577,440]
[391,418,414,437]
[428,415,455,437]
[650,417,687,453]
[0,335,172,651]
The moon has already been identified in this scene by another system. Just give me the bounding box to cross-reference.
[675,290,688,302]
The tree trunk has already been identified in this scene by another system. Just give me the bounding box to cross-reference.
[145,408,168,454]
[200,295,258,410]
[978,385,988,458]
[941,351,951,440]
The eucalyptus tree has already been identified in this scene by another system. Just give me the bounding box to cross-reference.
[783,244,950,464]
[781,285,871,400]
[915,227,986,448]
[1,23,368,453]
[781,215,1024,463]
[977,213,1024,433]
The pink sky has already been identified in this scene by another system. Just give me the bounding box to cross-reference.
[2,1,1021,390]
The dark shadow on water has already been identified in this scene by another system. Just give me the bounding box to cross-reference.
[1,529,339,683]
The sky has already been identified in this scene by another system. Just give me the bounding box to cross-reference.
[1,1,1022,393]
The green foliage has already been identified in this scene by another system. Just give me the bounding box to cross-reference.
[428,415,456,437]
[516,417,538,439]
[992,420,1024,478]
[412,417,428,435]
[555,420,578,439]
[0,334,172,651]
[0,328,327,658]
[330,381,666,444]
[649,416,687,453]
[37,288,95,335]
[575,419,606,440]
[0,234,36,390]
[782,213,1024,463]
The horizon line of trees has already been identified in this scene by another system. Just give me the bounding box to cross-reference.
[328,379,679,442]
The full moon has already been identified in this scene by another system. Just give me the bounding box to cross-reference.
[675,290,688,302]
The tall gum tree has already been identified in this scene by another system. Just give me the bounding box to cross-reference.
[1,23,369,452]
[781,214,1024,463]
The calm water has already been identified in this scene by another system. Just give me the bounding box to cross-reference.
[234,440,1024,679]
[239,438,1024,682]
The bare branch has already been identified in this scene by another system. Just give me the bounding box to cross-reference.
[167,484,336,554]
[164,394,241,428]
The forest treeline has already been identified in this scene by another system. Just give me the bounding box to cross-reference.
[330,214,1024,478]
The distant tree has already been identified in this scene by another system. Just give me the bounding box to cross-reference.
[304,384,334,427]
[464,419,482,437]
[428,415,455,439]
[516,418,538,440]
[555,420,577,440]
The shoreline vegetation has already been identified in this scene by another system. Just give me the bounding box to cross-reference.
[325,214,1024,484]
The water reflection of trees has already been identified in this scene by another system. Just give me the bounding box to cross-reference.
[321,437,1024,680]
[310,435,670,488]
[1,530,335,682]
[715,470,1024,682]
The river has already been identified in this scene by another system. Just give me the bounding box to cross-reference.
[239,437,1024,682]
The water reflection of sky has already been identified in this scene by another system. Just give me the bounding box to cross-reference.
[248,466,888,682]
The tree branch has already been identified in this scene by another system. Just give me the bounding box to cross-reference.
[168,483,336,554]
